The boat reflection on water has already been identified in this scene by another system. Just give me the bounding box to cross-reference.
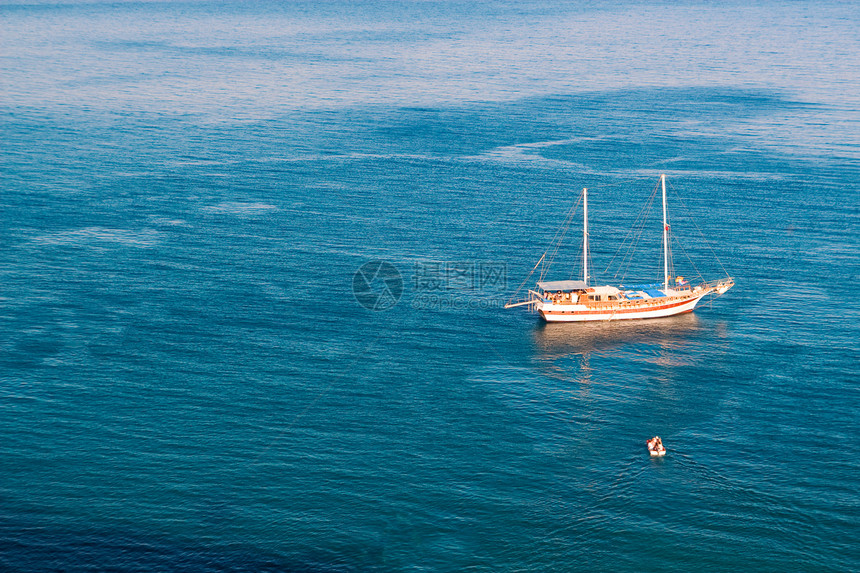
[533,312,703,359]
[531,313,705,384]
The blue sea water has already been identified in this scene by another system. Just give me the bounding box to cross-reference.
[1,1,859,571]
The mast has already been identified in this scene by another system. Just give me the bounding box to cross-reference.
[661,174,669,291]
[583,187,588,286]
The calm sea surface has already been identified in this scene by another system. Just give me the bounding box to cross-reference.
[1,1,858,571]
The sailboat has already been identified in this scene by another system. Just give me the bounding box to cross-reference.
[505,175,734,322]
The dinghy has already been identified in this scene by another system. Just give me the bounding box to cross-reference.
[647,436,666,457]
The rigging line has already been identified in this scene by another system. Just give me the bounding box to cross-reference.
[603,195,644,272]
[569,237,583,281]
[616,215,648,281]
[588,252,597,285]
[630,179,662,281]
[570,253,596,284]
[508,189,582,303]
[505,252,545,306]
[615,181,660,281]
[543,219,572,280]
[539,201,577,282]
[547,195,581,251]
[667,234,675,280]
[541,192,583,281]
[671,230,706,283]
[511,191,581,301]
[569,234,593,282]
[604,181,659,275]
[542,193,580,264]
[666,179,732,278]
[618,181,659,274]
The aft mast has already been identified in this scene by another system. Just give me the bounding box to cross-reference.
[661,174,669,291]
[583,187,589,286]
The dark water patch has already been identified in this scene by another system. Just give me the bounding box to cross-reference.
[0,518,354,572]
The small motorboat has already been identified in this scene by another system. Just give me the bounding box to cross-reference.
[647,436,666,457]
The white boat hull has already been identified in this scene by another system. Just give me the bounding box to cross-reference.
[538,292,707,323]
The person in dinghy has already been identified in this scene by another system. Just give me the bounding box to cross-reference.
[647,436,666,457]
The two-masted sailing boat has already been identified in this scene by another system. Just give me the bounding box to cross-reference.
[505,175,733,322]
